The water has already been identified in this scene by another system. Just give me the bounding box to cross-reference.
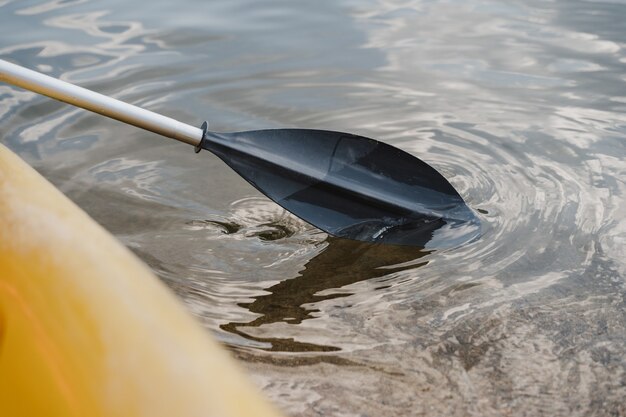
[1,0,625,415]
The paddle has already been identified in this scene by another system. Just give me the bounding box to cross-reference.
[0,59,479,247]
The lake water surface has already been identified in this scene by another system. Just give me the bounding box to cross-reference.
[1,0,625,415]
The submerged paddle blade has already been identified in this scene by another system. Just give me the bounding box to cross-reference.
[200,128,480,247]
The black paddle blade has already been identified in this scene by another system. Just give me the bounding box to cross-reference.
[200,128,480,247]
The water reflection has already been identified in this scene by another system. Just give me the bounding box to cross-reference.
[221,237,428,352]
[2,0,626,415]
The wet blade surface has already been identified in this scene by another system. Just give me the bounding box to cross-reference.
[201,129,480,247]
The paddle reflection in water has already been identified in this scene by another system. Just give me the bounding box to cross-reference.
[221,237,429,352]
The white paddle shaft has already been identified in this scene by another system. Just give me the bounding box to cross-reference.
[0,59,203,147]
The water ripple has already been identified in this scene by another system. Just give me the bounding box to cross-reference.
[1,0,625,415]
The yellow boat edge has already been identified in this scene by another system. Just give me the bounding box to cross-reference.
[0,144,283,417]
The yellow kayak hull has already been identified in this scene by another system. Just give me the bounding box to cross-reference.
[0,144,281,417]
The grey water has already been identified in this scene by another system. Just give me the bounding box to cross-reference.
[1,0,625,415]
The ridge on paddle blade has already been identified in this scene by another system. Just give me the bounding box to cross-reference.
[200,128,480,248]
